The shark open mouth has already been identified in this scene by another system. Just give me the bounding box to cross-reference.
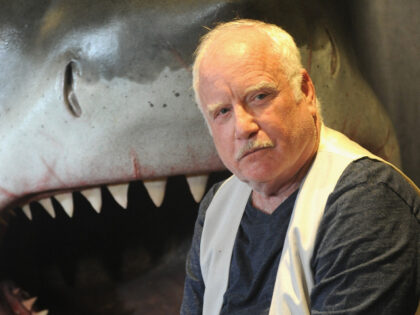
[0,172,230,314]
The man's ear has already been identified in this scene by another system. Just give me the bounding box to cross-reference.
[300,69,317,113]
[300,69,315,100]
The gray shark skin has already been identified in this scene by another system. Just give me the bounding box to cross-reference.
[0,0,402,314]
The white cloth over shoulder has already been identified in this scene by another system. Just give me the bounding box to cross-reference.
[200,125,388,315]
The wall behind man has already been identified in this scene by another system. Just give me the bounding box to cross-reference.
[345,0,419,185]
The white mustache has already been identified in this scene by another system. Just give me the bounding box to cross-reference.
[235,139,274,161]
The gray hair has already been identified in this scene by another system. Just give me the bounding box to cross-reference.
[192,19,305,107]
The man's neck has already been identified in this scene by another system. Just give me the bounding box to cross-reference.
[250,153,316,214]
[251,181,300,214]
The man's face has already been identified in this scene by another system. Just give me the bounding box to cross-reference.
[197,30,319,193]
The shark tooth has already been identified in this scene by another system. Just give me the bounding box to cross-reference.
[108,183,129,209]
[38,198,56,218]
[34,310,49,315]
[80,188,102,213]
[22,205,32,220]
[22,296,37,310]
[186,174,209,203]
[143,179,167,207]
[54,192,74,217]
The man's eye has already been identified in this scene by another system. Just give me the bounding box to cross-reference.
[214,107,231,118]
[255,93,267,101]
[220,108,230,114]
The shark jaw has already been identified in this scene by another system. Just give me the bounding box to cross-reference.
[15,174,211,220]
[0,171,230,314]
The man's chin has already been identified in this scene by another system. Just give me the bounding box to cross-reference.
[234,170,275,190]
[223,158,279,187]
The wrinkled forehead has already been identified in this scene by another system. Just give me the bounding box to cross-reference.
[202,28,271,63]
[199,29,280,78]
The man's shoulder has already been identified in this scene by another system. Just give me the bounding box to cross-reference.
[311,157,420,314]
[315,157,420,253]
[331,157,420,212]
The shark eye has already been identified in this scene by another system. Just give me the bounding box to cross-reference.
[64,61,82,118]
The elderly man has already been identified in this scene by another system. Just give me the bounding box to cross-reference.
[181,19,420,315]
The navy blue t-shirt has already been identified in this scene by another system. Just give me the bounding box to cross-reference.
[220,190,297,314]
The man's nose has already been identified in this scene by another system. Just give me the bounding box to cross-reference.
[234,105,258,139]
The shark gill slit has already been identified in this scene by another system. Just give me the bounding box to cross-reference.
[64,61,82,118]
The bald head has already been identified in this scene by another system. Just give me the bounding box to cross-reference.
[193,19,304,108]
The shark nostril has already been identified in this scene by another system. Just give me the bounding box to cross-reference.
[64,61,82,118]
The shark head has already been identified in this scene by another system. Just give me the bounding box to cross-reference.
[0,0,229,213]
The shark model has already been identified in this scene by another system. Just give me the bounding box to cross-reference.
[0,0,401,314]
